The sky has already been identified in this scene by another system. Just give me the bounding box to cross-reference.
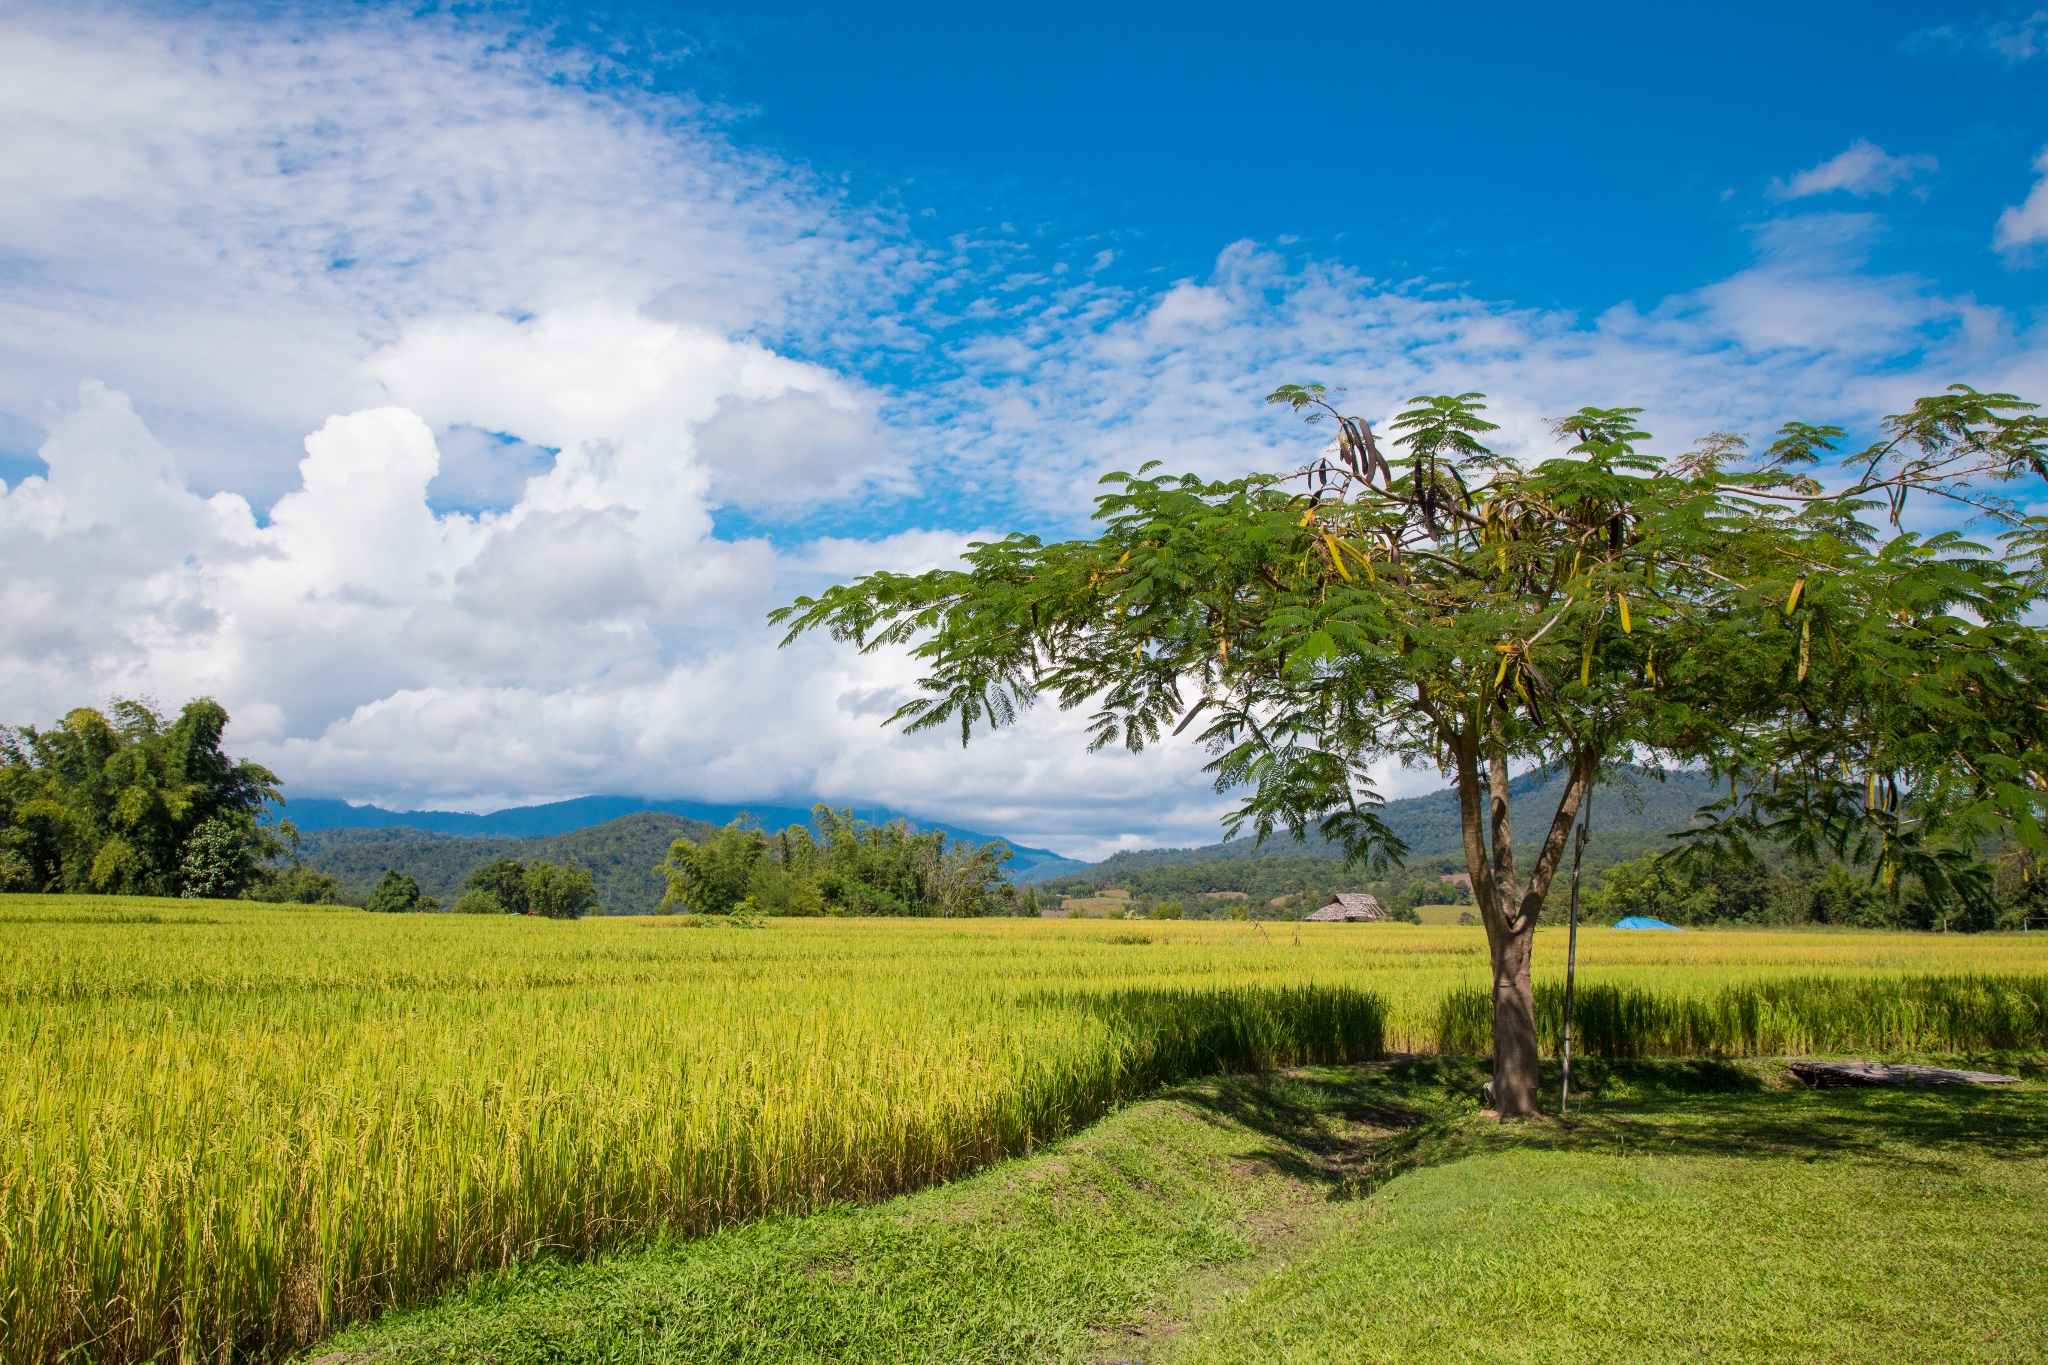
[1,0,2045,857]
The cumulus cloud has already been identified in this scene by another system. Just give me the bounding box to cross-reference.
[3,2,2047,858]
[693,392,903,506]
[1995,147,2048,257]
[0,2,909,499]
[1767,140,1938,200]
[1,379,1218,855]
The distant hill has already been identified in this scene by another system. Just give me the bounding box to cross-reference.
[280,794,1088,882]
[1045,766,1722,897]
[300,812,716,914]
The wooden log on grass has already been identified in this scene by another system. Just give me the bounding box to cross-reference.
[1787,1061,2020,1087]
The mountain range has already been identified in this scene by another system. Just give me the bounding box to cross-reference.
[284,767,1725,914]
[1075,765,1724,874]
[280,794,1090,881]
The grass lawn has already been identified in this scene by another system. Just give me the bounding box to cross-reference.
[313,1056,2048,1364]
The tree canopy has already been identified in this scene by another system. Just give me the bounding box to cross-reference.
[774,383,2048,1116]
[654,806,1018,918]
[450,857,599,917]
[366,869,435,914]
[0,697,288,898]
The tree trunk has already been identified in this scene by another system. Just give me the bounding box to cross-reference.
[1489,924,1540,1116]
[1450,730,1599,1120]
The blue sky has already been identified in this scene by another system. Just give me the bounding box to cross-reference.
[567,0,2047,317]
[0,0,2044,855]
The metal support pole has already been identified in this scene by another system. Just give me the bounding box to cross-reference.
[1559,789,1590,1118]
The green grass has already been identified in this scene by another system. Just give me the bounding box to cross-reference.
[1186,1061,2048,1364]
[315,1057,2048,1364]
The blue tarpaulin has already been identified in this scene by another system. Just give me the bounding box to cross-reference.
[1612,916,1683,931]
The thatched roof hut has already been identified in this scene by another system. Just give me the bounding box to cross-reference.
[1304,893,1385,923]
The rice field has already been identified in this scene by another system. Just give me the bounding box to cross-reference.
[4,895,2046,1365]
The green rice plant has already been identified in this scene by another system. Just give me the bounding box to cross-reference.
[1434,973,2048,1057]
[4,896,2046,1365]
[0,910,1389,1365]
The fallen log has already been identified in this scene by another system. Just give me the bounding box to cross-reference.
[1788,1060,2020,1088]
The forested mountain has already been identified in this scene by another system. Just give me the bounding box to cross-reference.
[284,794,1087,881]
[306,805,1028,917]
[1034,767,1721,916]
[298,766,1715,916]
[1060,767,1720,877]
[302,812,716,914]
[1042,763,2042,932]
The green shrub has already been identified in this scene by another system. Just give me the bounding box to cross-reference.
[453,888,507,915]
[246,865,351,905]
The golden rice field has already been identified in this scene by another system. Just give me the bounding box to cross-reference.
[5,894,2047,1365]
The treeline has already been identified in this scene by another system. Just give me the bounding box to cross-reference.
[299,812,706,913]
[1042,855,1385,905]
[656,807,1020,917]
[0,698,302,899]
[1580,848,2047,931]
[1044,852,1478,920]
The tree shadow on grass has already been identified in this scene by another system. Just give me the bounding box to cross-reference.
[1169,1059,1483,1196]
[1168,1055,2048,1200]
[1557,1076,2048,1170]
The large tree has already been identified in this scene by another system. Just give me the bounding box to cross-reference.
[0,697,286,897]
[775,385,2048,1116]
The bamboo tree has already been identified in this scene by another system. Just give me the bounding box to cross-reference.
[774,385,2048,1116]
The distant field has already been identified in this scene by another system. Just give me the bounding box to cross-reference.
[1059,894,1138,916]
[5,895,2046,1364]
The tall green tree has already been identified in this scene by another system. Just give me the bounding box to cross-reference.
[365,869,432,913]
[655,823,770,914]
[0,697,286,897]
[774,385,2048,1116]
[523,860,600,919]
[462,858,531,914]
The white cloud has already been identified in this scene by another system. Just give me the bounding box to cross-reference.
[1767,140,1938,200]
[1907,10,2048,62]
[914,220,2027,530]
[1995,146,2048,257]
[0,2,908,500]
[2,3,2046,858]
[692,392,904,506]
